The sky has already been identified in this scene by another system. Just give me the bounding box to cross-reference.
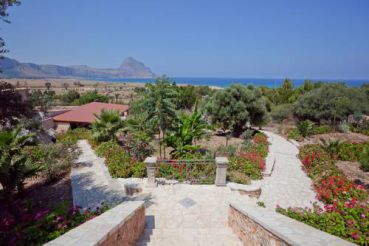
[2,0,369,79]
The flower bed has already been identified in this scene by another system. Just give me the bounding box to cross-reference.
[95,141,146,178]
[0,201,109,245]
[277,143,369,245]
[227,133,269,184]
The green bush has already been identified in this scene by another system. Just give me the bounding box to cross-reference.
[287,128,302,141]
[56,128,92,146]
[312,125,332,135]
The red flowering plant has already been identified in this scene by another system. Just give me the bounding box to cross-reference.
[277,143,369,245]
[315,175,367,204]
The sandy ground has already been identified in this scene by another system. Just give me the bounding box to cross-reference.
[300,132,369,145]
[336,161,369,189]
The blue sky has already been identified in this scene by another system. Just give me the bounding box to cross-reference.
[2,0,369,79]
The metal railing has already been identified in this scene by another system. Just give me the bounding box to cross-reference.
[144,157,228,187]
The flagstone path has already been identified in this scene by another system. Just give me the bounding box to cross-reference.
[259,131,319,209]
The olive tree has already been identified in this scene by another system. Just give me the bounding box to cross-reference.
[206,84,269,136]
[295,83,369,126]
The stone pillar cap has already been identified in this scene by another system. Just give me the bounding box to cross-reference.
[144,156,157,164]
[215,157,229,165]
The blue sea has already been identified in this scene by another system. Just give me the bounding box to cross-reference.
[92,77,369,88]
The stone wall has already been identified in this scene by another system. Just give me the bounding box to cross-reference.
[229,205,289,246]
[228,202,355,246]
[45,201,145,246]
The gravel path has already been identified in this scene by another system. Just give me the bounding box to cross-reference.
[259,131,319,209]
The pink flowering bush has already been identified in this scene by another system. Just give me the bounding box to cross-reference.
[0,201,109,245]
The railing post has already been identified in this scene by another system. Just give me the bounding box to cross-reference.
[215,157,228,186]
[144,157,157,187]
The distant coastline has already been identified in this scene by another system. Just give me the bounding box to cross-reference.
[90,77,369,88]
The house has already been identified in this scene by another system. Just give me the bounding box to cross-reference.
[53,102,129,133]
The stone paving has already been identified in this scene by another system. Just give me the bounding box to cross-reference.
[259,131,319,209]
[70,132,319,245]
[71,140,126,209]
[135,184,246,246]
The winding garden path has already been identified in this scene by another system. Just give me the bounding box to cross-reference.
[259,131,319,209]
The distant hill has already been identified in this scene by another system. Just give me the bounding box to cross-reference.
[0,57,155,79]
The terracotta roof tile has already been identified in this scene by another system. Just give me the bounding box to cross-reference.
[53,102,129,123]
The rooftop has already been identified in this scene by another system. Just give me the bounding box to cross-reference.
[53,102,129,123]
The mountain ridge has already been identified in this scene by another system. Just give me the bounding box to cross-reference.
[0,57,156,79]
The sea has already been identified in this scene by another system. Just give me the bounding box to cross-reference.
[92,77,368,88]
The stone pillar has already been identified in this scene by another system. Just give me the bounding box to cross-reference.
[215,157,228,186]
[144,157,157,187]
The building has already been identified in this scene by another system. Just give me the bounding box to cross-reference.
[53,102,129,133]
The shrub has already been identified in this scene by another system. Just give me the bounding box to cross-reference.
[23,143,77,182]
[95,141,146,178]
[296,120,314,138]
[287,128,302,141]
[56,128,92,146]
[277,200,369,245]
[118,133,154,161]
[320,138,344,160]
[312,124,332,135]
[315,175,367,204]
[0,201,110,245]
[214,145,237,158]
[338,123,350,133]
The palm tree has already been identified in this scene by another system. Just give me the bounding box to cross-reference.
[143,77,177,158]
[0,128,41,201]
[92,109,123,143]
[320,138,343,159]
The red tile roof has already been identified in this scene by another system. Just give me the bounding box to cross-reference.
[53,102,129,123]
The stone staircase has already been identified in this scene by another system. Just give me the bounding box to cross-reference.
[134,184,244,246]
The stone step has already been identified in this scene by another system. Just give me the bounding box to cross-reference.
[136,228,242,246]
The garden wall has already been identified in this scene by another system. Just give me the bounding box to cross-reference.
[45,201,145,246]
[228,201,355,246]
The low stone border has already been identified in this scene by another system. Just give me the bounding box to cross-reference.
[45,201,145,246]
[262,155,276,177]
[227,181,262,198]
[228,201,355,246]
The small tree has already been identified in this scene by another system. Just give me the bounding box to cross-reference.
[45,82,51,91]
[62,82,69,90]
[0,81,33,126]
[206,84,269,137]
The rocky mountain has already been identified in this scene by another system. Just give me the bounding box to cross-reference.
[0,57,155,79]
